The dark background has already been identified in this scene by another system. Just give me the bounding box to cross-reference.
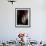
[17,10,28,25]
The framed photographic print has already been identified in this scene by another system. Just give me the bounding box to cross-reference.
[15,8,31,28]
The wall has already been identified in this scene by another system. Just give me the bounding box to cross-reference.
[0,0,46,42]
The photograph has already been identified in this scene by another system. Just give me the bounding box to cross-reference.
[15,8,31,27]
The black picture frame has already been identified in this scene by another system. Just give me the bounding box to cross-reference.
[15,8,31,28]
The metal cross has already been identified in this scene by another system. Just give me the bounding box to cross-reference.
[8,0,16,4]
